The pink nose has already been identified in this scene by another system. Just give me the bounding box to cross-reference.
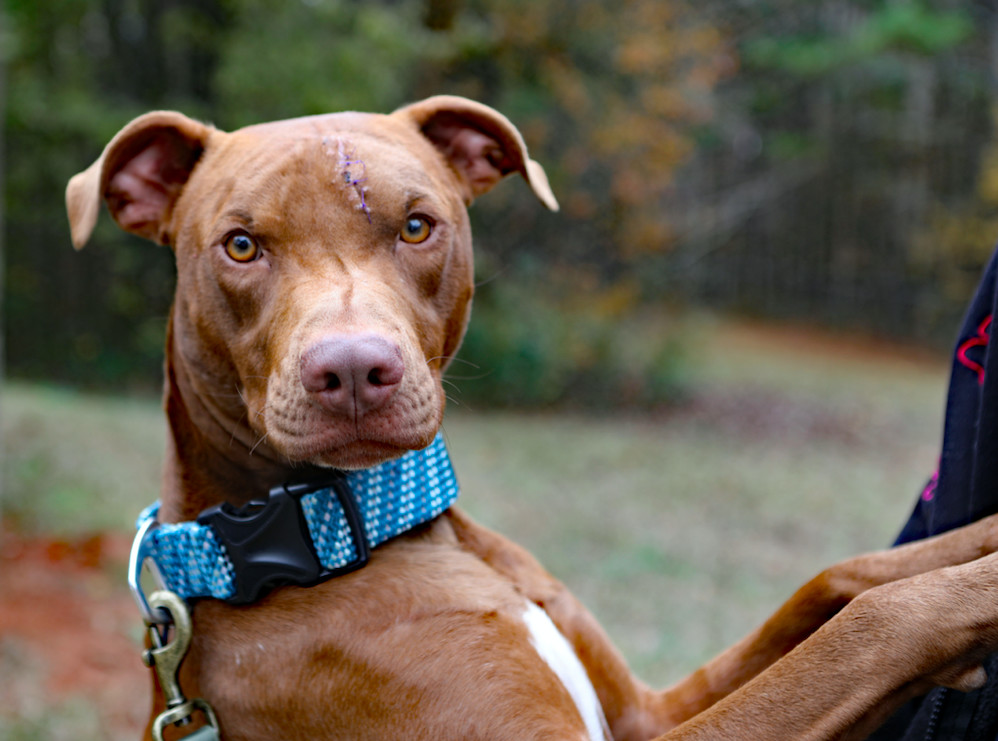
[300,335,404,417]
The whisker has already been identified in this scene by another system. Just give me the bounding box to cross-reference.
[475,268,507,288]
[448,357,481,370]
[427,355,481,371]
[444,371,492,382]
[249,432,270,457]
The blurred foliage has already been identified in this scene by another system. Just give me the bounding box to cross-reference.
[745,3,972,75]
[459,275,690,408]
[646,0,996,345]
[917,112,998,303]
[4,0,998,405]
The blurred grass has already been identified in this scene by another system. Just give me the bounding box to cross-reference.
[2,385,165,535]
[1,318,950,695]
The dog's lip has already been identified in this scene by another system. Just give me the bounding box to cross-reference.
[277,431,427,470]
[308,439,414,470]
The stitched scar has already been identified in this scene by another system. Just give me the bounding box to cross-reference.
[322,136,372,223]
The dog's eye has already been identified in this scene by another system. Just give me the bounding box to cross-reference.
[400,216,432,245]
[224,233,260,262]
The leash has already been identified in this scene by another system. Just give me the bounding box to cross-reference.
[128,433,459,738]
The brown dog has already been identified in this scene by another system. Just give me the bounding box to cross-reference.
[67,96,998,740]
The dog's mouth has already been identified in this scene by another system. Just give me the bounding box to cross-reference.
[259,391,443,470]
[254,328,446,470]
[260,410,438,464]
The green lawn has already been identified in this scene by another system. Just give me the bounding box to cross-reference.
[0,319,951,731]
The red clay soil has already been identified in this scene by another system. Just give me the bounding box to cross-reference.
[0,521,149,738]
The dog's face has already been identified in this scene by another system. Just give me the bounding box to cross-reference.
[66,97,557,470]
[168,114,477,469]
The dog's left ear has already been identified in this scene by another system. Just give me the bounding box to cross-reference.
[393,95,559,212]
[66,111,213,249]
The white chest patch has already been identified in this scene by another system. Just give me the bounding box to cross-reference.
[521,600,612,741]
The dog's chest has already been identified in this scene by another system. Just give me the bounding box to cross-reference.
[521,600,612,741]
[195,543,613,740]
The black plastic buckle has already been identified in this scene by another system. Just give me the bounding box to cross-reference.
[197,475,370,605]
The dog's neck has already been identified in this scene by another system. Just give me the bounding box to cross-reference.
[159,319,320,523]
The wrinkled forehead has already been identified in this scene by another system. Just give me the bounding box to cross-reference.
[189,112,459,221]
[221,112,446,183]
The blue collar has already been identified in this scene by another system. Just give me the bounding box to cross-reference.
[131,433,459,606]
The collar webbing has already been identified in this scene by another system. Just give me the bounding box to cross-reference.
[133,433,458,605]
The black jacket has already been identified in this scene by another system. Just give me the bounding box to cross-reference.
[871,247,998,740]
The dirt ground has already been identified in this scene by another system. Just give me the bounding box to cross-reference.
[0,522,148,739]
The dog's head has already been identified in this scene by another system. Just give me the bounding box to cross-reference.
[66,96,557,470]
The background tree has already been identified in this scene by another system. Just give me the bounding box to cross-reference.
[656,0,992,343]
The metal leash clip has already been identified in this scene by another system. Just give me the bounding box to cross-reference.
[143,590,221,741]
[129,515,169,628]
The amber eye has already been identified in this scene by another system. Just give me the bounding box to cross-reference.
[224,233,260,262]
[400,216,432,244]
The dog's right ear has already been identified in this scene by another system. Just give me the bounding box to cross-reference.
[66,111,212,249]
[393,96,559,212]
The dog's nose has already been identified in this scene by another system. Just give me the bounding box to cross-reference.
[300,335,405,417]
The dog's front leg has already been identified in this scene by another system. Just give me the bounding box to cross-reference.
[650,510,998,726]
[654,550,998,739]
